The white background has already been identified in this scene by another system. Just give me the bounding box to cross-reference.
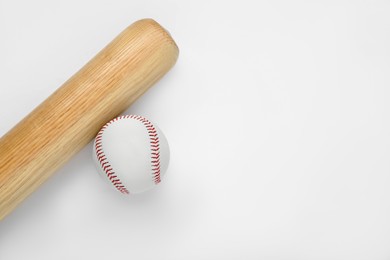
[0,0,390,259]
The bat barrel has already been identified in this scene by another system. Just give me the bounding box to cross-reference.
[0,19,179,220]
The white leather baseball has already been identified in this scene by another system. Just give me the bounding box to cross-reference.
[93,115,169,194]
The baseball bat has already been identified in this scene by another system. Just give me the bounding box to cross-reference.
[0,19,179,220]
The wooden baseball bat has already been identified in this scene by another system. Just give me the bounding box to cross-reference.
[0,19,179,220]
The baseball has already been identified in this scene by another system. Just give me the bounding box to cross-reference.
[93,115,170,194]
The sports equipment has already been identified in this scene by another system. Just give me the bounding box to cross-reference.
[0,19,179,220]
[93,115,169,194]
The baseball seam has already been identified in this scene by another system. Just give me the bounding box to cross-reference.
[94,115,162,194]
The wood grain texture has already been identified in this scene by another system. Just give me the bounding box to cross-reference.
[0,19,179,220]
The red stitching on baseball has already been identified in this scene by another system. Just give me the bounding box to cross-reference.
[94,115,162,194]
[124,115,162,184]
[95,125,129,194]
